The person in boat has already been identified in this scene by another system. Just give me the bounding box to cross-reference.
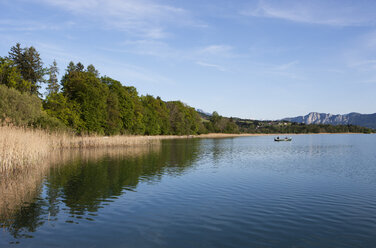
[277,136,280,140]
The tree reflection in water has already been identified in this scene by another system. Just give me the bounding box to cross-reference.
[0,138,202,239]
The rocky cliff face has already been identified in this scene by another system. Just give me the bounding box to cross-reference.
[283,112,376,129]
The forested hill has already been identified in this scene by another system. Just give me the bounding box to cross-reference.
[0,43,374,135]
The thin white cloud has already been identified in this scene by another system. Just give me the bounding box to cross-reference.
[196,61,226,71]
[101,41,238,69]
[37,0,201,39]
[198,45,234,56]
[349,59,376,68]
[0,19,62,32]
[275,60,299,71]
[344,31,376,73]
[255,60,304,80]
[102,40,182,59]
[243,0,376,26]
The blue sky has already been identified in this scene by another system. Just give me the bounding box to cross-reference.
[1,0,376,119]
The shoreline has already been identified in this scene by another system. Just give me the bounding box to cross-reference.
[0,125,371,176]
[164,132,369,139]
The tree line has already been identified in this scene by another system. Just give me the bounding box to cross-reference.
[234,119,374,134]
[0,43,210,135]
[0,43,374,135]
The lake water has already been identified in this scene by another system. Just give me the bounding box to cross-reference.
[1,134,376,247]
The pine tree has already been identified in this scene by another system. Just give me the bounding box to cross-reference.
[87,64,99,77]
[46,60,60,95]
[8,43,46,94]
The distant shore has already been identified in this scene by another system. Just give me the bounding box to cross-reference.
[181,132,368,139]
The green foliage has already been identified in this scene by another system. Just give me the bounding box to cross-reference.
[7,43,46,94]
[0,84,66,131]
[124,86,145,134]
[61,63,108,134]
[205,111,239,133]
[106,91,122,135]
[43,93,84,133]
[0,84,42,125]
[33,112,71,132]
[0,57,32,93]
[141,95,171,135]
[46,60,60,95]
[167,101,203,135]
[102,77,144,135]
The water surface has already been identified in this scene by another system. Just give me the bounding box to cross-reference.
[1,134,376,247]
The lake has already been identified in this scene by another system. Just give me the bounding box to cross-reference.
[1,134,376,247]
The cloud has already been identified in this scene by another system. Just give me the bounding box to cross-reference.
[102,41,237,67]
[196,61,226,71]
[198,45,234,56]
[254,60,304,80]
[243,0,376,26]
[349,59,376,69]
[101,39,182,59]
[0,19,62,32]
[343,31,376,72]
[37,0,200,39]
[275,60,299,71]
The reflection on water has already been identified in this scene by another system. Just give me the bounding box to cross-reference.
[1,135,376,247]
[1,139,201,240]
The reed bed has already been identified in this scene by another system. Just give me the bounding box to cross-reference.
[0,126,166,175]
[0,126,51,175]
[50,133,165,149]
[0,125,262,175]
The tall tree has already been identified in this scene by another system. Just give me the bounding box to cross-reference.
[75,62,84,72]
[62,64,108,134]
[7,43,46,94]
[66,61,76,73]
[46,60,60,95]
[86,64,99,77]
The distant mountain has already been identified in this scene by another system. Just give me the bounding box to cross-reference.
[283,112,376,129]
[196,109,211,115]
[196,109,212,119]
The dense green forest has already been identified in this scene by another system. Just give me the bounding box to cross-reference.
[0,43,374,135]
[0,44,206,135]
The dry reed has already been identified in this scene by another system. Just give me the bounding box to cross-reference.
[0,126,51,175]
[0,145,161,227]
[0,126,166,175]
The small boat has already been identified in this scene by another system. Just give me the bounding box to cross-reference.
[274,137,292,142]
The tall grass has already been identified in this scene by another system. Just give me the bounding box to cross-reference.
[0,125,165,175]
[0,125,264,175]
[0,126,51,175]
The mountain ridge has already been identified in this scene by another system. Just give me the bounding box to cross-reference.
[283,112,376,129]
